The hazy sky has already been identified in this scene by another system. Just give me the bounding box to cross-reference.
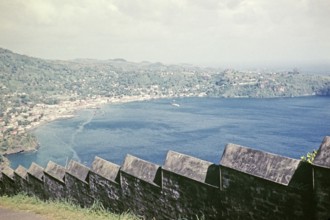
[0,0,329,68]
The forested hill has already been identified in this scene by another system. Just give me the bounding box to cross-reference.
[1,47,330,113]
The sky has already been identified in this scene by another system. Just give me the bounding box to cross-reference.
[0,0,329,69]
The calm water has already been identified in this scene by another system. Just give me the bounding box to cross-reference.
[7,96,330,169]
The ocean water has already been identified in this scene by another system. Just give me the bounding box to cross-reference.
[7,96,330,169]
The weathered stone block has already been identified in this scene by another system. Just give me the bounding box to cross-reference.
[44,161,66,200]
[220,166,312,220]
[65,160,93,207]
[90,156,122,212]
[91,156,120,182]
[28,162,44,181]
[313,136,330,168]
[1,166,17,195]
[121,154,161,186]
[313,136,330,220]
[14,165,28,193]
[2,166,15,180]
[27,162,46,200]
[162,151,221,219]
[220,143,300,185]
[219,144,313,220]
[120,154,162,218]
[66,160,89,182]
[163,150,219,187]
[45,161,66,182]
[313,166,330,220]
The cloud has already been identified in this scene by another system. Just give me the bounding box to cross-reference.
[0,0,329,67]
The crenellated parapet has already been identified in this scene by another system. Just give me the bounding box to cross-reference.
[44,161,66,200]
[89,156,122,212]
[220,143,301,185]
[65,160,93,207]
[1,137,330,219]
[161,150,221,219]
[14,165,28,193]
[220,143,313,219]
[312,136,330,220]
[1,166,16,195]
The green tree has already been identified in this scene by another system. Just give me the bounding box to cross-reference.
[301,150,318,163]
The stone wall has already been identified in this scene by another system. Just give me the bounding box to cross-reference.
[1,136,330,219]
[312,136,330,220]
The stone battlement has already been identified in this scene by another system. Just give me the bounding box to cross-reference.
[1,137,330,219]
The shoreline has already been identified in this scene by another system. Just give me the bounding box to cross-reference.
[27,95,166,132]
[1,94,180,160]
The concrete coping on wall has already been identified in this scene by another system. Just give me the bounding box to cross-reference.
[220,143,301,186]
[27,162,44,182]
[44,161,66,183]
[2,166,15,181]
[14,165,28,180]
[66,160,90,183]
[121,154,161,187]
[163,150,219,187]
[91,156,120,183]
[313,136,330,169]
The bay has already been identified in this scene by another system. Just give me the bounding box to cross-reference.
[7,96,330,169]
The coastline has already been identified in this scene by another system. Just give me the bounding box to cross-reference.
[0,94,178,161]
[27,95,166,131]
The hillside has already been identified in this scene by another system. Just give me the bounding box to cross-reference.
[0,47,330,160]
[1,48,330,107]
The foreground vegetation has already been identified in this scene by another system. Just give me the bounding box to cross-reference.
[0,194,139,220]
[301,150,318,163]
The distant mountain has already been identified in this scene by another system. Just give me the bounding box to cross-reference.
[112,58,127,62]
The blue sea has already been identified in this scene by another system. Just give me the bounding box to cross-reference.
[7,96,330,169]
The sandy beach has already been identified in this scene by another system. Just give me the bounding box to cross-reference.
[27,94,172,131]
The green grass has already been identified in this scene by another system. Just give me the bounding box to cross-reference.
[0,194,139,220]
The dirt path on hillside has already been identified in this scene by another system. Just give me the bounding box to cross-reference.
[0,207,48,220]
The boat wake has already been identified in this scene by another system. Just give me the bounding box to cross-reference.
[68,111,95,163]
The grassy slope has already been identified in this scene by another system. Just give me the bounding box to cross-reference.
[0,194,139,220]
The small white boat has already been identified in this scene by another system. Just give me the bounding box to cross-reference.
[171,101,180,107]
